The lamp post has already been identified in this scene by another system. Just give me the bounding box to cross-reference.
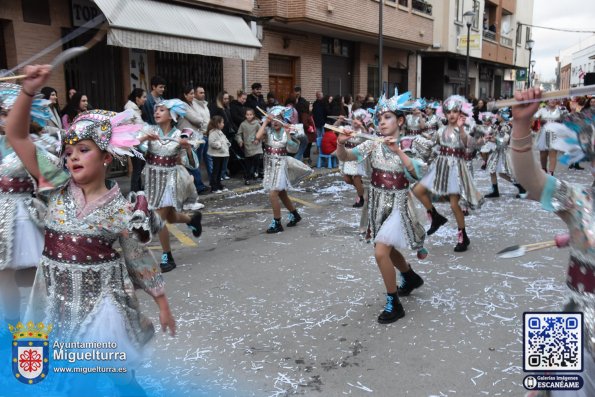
[526,39,535,88]
[463,10,475,98]
[530,59,536,88]
[378,0,383,97]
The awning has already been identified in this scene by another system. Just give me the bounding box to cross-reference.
[93,0,261,60]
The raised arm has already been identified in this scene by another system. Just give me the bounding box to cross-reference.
[255,115,272,141]
[5,65,52,181]
[335,131,359,162]
[510,88,547,200]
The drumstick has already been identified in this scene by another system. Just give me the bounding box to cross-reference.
[489,85,595,108]
[0,29,107,82]
[256,106,296,130]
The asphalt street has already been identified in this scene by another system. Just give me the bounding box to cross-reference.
[135,160,590,397]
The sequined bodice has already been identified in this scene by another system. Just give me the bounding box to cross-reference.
[0,150,29,179]
[406,115,424,131]
[144,126,184,157]
[265,127,289,149]
[356,140,406,173]
[426,114,440,129]
[437,126,466,149]
[535,107,562,122]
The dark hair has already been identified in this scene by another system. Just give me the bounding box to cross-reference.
[267,92,276,100]
[284,96,296,106]
[150,75,166,89]
[343,94,352,105]
[61,92,86,123]
[251,82,262,90]
[207,115,224,134]
[245,107,255,114]
[179,83,194,103]
[41,86,59,109]
[127,88,145,103]
[294,86,301,92]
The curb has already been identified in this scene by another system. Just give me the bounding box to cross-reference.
[197,167,339,204]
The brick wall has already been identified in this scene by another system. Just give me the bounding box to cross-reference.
[0,0,71,105]
[223,58,244,95]
[256,0,433,47]
[246,29,321,102]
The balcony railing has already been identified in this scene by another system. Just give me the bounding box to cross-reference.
[500,36,513,47]
[483,29,496,41]
[412,0,432,15]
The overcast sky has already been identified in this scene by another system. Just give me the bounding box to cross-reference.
[532,1,595,81]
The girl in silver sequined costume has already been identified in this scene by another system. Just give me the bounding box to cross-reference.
[484,109,527,199]
[0,83,49,328]
[336,90,427,325]
[413,95,484,252]
[337,110,369,208]
[255,106,312,234]
[4,65,176,394]
[511,88,594,397]
[534,100,565,175]
[137,99,202,272]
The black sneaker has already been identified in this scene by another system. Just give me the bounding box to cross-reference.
[453,230,470,252]
[160,253,176,273]
[427,212,448,235]
[266,219,284,233]
[397,269,424,296]
[377,294,405,324]
[287,212,302,227]
[352,196,365,208]
[485,191,500,198]
[186,212,202,237]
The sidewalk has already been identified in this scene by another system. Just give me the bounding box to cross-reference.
[114,164,339,205]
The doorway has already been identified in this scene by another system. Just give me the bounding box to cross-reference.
[269,55,295,105]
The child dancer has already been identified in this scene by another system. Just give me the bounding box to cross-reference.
[138,98,202,272]
[336,90,427,324]
[255,106,311,234]
[484,108,526,198]
[412,95,484,252]
[510,88,594,397]
[207,115,231,192]
[534,99,564,175]
[5,65,176,393]
[339,109,370,208]
[423,101,441,138]
[0,83,50,330]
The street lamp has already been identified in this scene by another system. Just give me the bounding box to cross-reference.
[526,39,535,87]
[530,60,536,87]
[463,10,475,98]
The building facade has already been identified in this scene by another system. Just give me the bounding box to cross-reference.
[421,0,534,101]
[557,34,595,90]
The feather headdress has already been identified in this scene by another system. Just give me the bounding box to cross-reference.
[440,95,473,118]
[352,108,373,127]
[550,109,595,165]
[0,83,52,127]
[265,105,294,124]
[155,99,188,122]
[371,89,412,126]
[478,111,497,124]
[63,109,144,162]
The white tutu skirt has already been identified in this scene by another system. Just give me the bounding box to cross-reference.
[81,297,147,367]
[374,209,411,249]
[536,127,556,151]
[421,164,461,195]
[480,141,496,154]
[11,200,43,269]
[340,159,367,177]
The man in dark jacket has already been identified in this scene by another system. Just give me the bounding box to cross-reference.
[294,86,310,122]
[312,90,327,139]
[245,82,266,113]
[230,91,247,132]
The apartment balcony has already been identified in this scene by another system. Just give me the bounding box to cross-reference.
[256,0,433,49]
[185,0,254,13]
[482,34,514,65]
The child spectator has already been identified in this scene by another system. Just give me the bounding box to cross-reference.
[236,108,263,185]
[207,115,231,193]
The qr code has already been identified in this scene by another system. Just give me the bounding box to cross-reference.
[523,312,582,371]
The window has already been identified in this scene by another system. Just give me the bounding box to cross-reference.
[321,37,352,57]
[516,23,522,46]
[399,0,409,7]
[473,1,480,29]
[21,0,51,25]
[457,0,462,21]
